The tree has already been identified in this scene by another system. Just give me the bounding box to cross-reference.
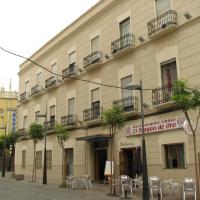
[29,123,44,182]
[172,80,200,199]
[101,105,125,195]
[54,123,69,186]
[6,131,19,176]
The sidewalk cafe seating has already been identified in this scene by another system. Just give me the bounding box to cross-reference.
[79,175,92,190]
[183,178,196,200]
[149,176,163,199]
[120,175,133,197]
[132,175,142,191]
[66,176,76,189]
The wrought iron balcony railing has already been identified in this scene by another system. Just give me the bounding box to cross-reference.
[111,33,134,54]
[152,85,174,106]
[45,76,57,89]
[18,128,29,139]
[147,10,177,37]
[45,120,55,130]
[20,92,29,102]
[31,85,42,96]
[113,96,138,112]
[83,51,103,68]
[62,63,78,80]
[83,106,102,121]
[61,114,77,126]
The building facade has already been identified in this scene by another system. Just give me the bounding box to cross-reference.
[0,87,18,135]
[16,0,200,184]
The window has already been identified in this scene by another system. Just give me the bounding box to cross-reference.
[22,150,26,169]
[69,51,76,65]
[35,111,40,124]
[36,151,42,169]
[121,75,133,98]
[25,81,29,94]
[68,98,75,115]
[120,17,130,37]
[23,115,27,130]
[91,88,100,118]
[50,105,55,123]
[51,63,56,76]
[37,72,42,86]
[155,0,171,16]
[47,150,52,170]
[161,59,177,88]
[91,36,99,53]
[164,144,185,169]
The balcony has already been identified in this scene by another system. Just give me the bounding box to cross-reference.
[45,76,59,91]
[62,63,78,81]
[152,85,176,110]
[83,51,103,71]
[61,114,77,127]
[18,128,29,140]
[45,120,55,130]
[30,85,43,97]
[113,96,138,117]
[83,106,102,125]
[111,33,135,57]
[20,92,29,103]
[147,10,178,39]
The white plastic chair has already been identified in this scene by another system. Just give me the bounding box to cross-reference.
[79,175,92,190]
[66,176,76,189]
[132,175,142,191]
[183,178,196,200]
[149,176,163,199]
[120,175,133,197]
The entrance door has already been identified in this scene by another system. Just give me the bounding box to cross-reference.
[65,149,73,176]
[93,140,108,182]
[119,148,136,178]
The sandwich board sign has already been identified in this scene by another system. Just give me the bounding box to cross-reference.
[104,160,114,176]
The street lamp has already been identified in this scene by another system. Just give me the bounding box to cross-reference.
[126,80,149,200]
[0,115,6,177]
[36,112,47,185]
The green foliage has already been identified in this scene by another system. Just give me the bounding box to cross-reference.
[101,105,125,131]
[54,123,69,147]
[29,123,44,140]
[6,131,19,145]
[172,80,200,110]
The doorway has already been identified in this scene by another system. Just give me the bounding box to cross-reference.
[119,148,137,178]
[94,140,108,182]
[65,148,73,176]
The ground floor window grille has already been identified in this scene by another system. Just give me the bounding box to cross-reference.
[36,151,42,169]
[47,150,52,170]
[21,150,26,169]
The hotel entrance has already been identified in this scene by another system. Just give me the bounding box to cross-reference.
[94,140,108,182]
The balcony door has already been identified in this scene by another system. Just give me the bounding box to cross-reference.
[91,88,100,119]
[155,0,171,16]
[65,148,73,176]
[119,17,130,48]
[50,105,55,127]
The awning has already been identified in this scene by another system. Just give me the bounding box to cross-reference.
[76,134,111,142]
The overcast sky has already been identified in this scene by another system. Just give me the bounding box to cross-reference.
[0,0,99,91]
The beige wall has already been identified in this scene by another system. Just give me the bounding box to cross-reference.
[16,0,200,184]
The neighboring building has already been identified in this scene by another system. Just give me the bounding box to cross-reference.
[16,0,200,184]
[0,87,18,135]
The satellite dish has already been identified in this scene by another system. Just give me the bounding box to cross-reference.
[182,119,195,135]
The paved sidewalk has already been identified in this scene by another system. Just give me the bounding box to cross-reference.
[0,176,187,200]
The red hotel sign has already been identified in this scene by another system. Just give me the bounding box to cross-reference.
[125,117,185,136]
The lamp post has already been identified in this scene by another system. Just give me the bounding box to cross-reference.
[126,80,149,200]
[36,112,47,185]
[0,115,6,177]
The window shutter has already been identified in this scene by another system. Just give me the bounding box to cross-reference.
[120,17,130,37]
[68,98,75,115]
[121,75,132,98]
[50,105,55,116]
[37,73,42,85]
[69,51,76,65]
[155,0,171,16]
[91,88,100,103]
[91,36,99,53]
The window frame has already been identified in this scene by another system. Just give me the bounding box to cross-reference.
[21,150,26,169]
[36,151,42,169]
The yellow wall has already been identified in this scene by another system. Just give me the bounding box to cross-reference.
[0,98,17,136]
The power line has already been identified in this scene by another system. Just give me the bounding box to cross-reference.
[0,46,152,91]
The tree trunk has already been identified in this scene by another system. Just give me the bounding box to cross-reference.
[32,140,36,182]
